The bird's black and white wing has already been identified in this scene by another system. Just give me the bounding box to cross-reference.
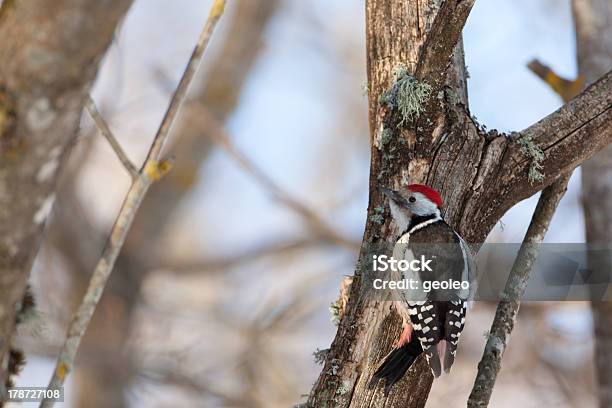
[396,220,473,376]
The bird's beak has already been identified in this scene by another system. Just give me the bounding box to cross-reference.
[380,187,409,207]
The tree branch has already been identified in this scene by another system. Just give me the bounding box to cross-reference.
[46,2,283,404]
[85,96,139,179]
[509,69,611,192]
[104,0,283,300]
[467,175,570,407]
[131,0,282,253]
[145,1,225,163]
[41,2,227,405]
[461,70,612,241]
[415,0,475,91]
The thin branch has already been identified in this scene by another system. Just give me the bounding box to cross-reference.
[414,0,475,90]
[145,0,225,163]
[40,2,227,406]
[467,175,570,408]
[85,96,139,179]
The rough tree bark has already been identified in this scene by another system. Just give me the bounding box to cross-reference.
[0,0,132,394]
[307,1,612,406]
[573,0,612,406]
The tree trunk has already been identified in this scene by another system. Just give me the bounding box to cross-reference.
[307,1,612,406]
[0,0,132,394]
[573,1,612,407]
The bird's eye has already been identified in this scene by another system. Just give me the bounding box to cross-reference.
[408,196,416,203]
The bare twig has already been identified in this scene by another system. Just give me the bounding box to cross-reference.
[146,0,225,163]
[85,96,139,179]
[467,175,570,408]
[41,2,227,406]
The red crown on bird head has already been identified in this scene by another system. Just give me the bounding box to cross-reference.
[407,184,443,208]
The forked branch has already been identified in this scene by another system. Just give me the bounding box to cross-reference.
[41,1,227,406]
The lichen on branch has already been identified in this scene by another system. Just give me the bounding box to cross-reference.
[382,65,432,126]
[517,135,544,183]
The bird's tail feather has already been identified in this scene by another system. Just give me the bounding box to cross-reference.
[444,347,455,373]
[369,337,423,395]
[425,344,442,378]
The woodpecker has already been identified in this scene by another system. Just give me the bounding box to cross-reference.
[371,184,475,394]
